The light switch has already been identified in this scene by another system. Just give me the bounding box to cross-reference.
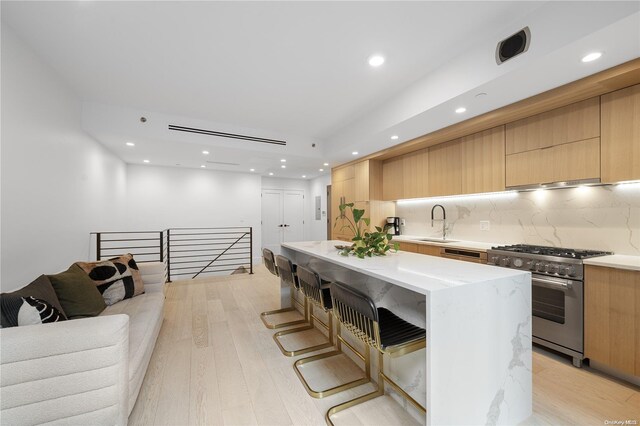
[480,221,490,231]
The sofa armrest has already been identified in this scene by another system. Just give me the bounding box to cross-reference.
[0,315,129,425]
[138,261,166,293]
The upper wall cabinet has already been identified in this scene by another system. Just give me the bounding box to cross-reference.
[505,97,601,187]
[460,126,505,194]
[505,97,600,154]
[601,84,640,183]
[382,156,405,201]
[428,139,462,197]
[403,148,429,199]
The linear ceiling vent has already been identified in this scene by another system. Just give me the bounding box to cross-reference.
[206,160,240,166]
[496,27,530,65]
[168,124,286,146]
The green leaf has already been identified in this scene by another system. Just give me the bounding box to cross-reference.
[352,208,365,224]
[363,217,371,226]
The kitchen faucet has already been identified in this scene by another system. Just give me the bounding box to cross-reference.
[431,204,447,240]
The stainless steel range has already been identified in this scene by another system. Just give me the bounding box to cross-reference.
[487,244,611,367]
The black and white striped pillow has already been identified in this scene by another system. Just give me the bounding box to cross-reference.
[1,295,66,326]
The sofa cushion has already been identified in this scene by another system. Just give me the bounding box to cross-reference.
[48,264,106,319]
[100,291,164,412]
[76,254,144,305]
[0,275,67,327]
[1,295,66,327]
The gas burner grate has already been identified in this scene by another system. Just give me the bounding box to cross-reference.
[490,244,611,259]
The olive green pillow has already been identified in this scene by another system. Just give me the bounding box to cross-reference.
[48,264,106,319]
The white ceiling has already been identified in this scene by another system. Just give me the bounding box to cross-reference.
[2,1,639,179]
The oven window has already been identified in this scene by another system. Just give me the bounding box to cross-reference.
[532,285,565,324]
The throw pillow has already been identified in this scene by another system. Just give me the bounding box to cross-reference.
[0,275,68,328]
[48,264,107,318]
[1,294,66,327]
[75,253,144,305]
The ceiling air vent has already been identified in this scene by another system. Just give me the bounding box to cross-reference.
[168,125,286,146]
[206,161,241,166]
[496,27,530,65]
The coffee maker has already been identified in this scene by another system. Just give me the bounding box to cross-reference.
[386,217,401,236]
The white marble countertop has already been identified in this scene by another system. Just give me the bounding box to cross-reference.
[583,255,640,272]
[393,235,498,251]
[282,240,528,295]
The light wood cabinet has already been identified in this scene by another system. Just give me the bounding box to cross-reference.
[332,160,389,240]
[428,139,462,196]
[585,265,640,377]
[418,244,441,257]
[397,242,418,253]
[505,97,600,154]
[460,126,505,194]
[505,138,600,187]
[601,84,640,183]
[382,156,404,201]
[403,149,429,199]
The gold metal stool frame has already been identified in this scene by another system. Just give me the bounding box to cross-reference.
[292,267,370,396]
[260,250,308,329]
[325,283,427,426]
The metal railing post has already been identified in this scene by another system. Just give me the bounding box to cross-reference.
[96,232,102,261]
[159,231,164,262]
[167,229,171,282]
[249,227,254,274]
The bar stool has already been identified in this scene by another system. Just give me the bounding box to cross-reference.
[326,281,426,425]
[262,247,279,277]
[260,251,308,329]
[292,267,371,396]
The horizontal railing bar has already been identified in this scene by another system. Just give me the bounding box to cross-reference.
[170,236,249,242]
[169,233,249,237]
[169,247,249,254]
[171,268,250,276]
[170,253,249,259]
[100,238,161,242]
[91,231,163,235]
[168,227,250,231]
[170,241,248,247]
[100,251,161,257]
[170,257,250,265]
[100,245,160,250]
[171,263,249,271]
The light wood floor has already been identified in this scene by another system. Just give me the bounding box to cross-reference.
[129,266,640,426]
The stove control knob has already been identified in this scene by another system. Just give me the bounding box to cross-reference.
[547,264,559,274]
[566,266,576,276]
[558,266,567,275]
[513,258,524,268]
[537,263,547,272]
[501,257,511,267]
[490,256,500,265]
[527,260,536,270]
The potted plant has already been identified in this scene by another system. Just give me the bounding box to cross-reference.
[334,202,398,258]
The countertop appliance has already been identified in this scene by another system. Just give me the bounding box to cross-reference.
[487,244,612,367]
[386,217,400,235]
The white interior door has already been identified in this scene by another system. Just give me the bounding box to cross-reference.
[261,190,284,255]
[261,189,304,255]
[283,191,304,242]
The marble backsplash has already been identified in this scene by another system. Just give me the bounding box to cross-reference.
[395,183,640,255]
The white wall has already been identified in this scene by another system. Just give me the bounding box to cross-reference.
[1,25,128,291]
[396,184,640,255]
[309,174,331,240]
[126,165,262,261]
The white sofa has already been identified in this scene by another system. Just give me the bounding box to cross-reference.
[0,262,166,425]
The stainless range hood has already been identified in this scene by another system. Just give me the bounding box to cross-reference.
[507,178,601,191]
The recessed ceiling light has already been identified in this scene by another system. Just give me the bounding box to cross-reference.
[143,159,150,163]
[352,151,358,155]
[390,135,399,140]
[302,175,306,178]
[281,165,286,169]
[250,168,255,172]
[582,52,602,63]
[200,165,206,168]
[202,150,209,155]
[368,55,385,67]
[455,107,467,114]
[319,168,324,172]
[323,162,329,166]
[126,142,135,147]
[269,172,274,176]
[280,159,286,163]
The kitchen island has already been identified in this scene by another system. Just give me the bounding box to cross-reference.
[281,240,532,426]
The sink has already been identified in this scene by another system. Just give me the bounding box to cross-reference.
[415,238,459,243]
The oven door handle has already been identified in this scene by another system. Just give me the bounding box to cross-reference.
[533,276,573,290]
